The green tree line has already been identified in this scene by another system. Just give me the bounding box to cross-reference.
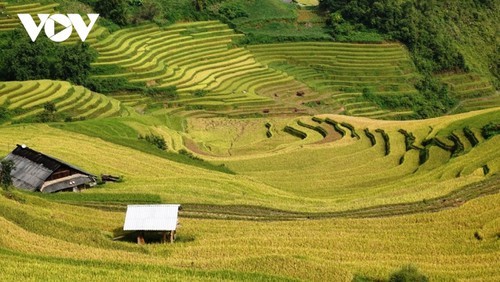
[320,0,497,76]
[0,30,96,85]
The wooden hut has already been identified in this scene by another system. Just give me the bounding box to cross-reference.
[123,204,181,244]
[0,144,97,193]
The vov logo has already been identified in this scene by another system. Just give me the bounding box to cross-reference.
[18,14,99,42]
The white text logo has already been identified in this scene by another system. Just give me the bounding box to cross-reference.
[18,14,99,42]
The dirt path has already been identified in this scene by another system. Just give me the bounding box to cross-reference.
[183,137,216,157]
[313,124,342,145]
[181,176,499,221]
[64,177,499,221]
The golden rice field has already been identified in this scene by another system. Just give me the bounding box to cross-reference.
[0,80,131,123]
[0,106,498,281]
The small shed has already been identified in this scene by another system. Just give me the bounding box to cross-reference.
[123,204,181,244]
[0,144,97,193]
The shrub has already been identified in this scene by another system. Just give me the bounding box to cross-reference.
[413,76,456,118]
[418,148,429,165]
[422,137,454,152]
[483,165,490,175]
[448,133,465,158]
[218,2,248,20]
[474,231,483,241]
[325,118,346,137]
[145,86,178,100]
[303,101,324,108]
[129,0,143,6]
[85,77,133,93]
[283,126,307,139]
[184,104,205,111]
[320,0,468,74]
[44,102,57,114]
[139,133,167,150]
[0,160,15,189]
[297,120,328,138]
[362,78,456,119]
[481,123,500,139]
[375,129,390,156]
[0,30,96,85]
[178,149,204,162]
[398,129,417,151]
[94,0,129,26]
[193,90,208,97]
[341,122,360,139]
[327,12,354,39]
[0,106,12,123]
[399,155,405,165]
[364,128,376,146]
[463,127,479,147]
[265,122,272,138]
[312,117,324,123]
[389,265,429,282]
[35,102,58,123]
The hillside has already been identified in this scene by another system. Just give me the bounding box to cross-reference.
[0,0,499,281]
[1,0,498,119]
[0,109,499,280]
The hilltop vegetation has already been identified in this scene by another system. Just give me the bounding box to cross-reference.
[320,0,499,85]
[0,30,95,85]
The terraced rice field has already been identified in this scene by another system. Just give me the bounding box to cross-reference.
[0,80,130,122]
[248,42,420,119]
[439,72,498,113]
[91,22,302,116]
[460,92,500,112]
[184,109,499,209]
[92,22,427,118]
[0,3,499,280]
[0,1,107,44]
[440,72,496,99]
[0,2,59,32]
[0,107,498,281]
[88,21,498,120]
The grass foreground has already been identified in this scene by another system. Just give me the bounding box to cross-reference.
[0,107,498,281]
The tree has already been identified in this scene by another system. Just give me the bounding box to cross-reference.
[60,43,96,85]
[327,12,355,39]
[0,160,15,189]
[44,102,57,114]
[319,0,348,12]
[94,0,129,26]
[0,106,11,123]
[0,30,96,85]
[193,0,206,11]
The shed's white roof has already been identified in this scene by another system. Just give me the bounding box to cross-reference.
[123,205,180,231]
